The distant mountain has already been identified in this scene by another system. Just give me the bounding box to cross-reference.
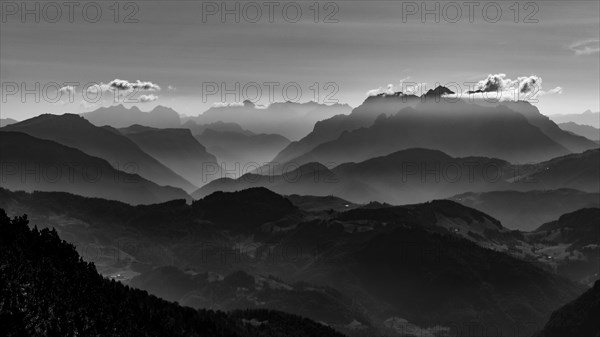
[120,125,221,186]
[271,92,420,167]
[558,122,600,142]
[513,149,600,193]
[498,101,598,153]
[0,209,345,337]
[271,92,585,171]
[535,280,600,337]
[549,110,600,128]
[195,148,516,204]
[0,118,17,127]
[450,189,600,231]
[200,147,600,206]
[195,129,290,177]
[0,132,190,204]
[279,98,570,169]
[82,104,182,128]
[4,114,196,192]
[188,100,352,140]
[183,120,255,136]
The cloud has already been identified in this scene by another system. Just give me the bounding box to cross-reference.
[569,39,600,56]
[467,73,513,94]
[139,94,159,102]
[108,79,161,91]
[212,102,245,108]
[86,83,111,94]
[57,85,77,105]
[366,88,381,96]
[539,86,563,96]
[466,74,561,101]
[79,99,98,110]
[516,75,541,95]
[366,77,413,97]
[167,85,177,91]
[59,85,75,95]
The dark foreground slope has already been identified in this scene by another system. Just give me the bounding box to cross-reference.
[535,280,600,337]
[0,209,344,337]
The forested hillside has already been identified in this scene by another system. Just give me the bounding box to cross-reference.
[0,209,344,337]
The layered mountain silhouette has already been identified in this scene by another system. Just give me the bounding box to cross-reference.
[186,100,352,140]
[183,120,255,136]
[549,109,600,128]
[0,209,345,337]
[271,92,421,166]
[195,128,290,177]
[0,132,190,204]
[0,118,17,127]
[0,187,586,336]
[512,149,600,193]
[272,91,592,170]
[559,122,600,142]
[119,125,222,185]
[450,189,600,231]
[82,104,182,128]
[197,148,579,204]
[3,114,197,192]
[283,100,571,167]
[4,82,599,336]
[497,101,598,153]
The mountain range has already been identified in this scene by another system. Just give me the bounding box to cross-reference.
[450,189,600,230]
[0,118,18,127]
[82,104,182,129]
[195,148,599,208]
[2,114,197,192]
[558,122,600,142]
[0,132,190,204]
[119,125,222,186]
[184,100,352,140]
[2,91,599,336]
[194,128,290,176]
[549,110,600,129]
[270,90,597,172]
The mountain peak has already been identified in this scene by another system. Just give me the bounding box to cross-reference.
[151,105,177,113]
[422,86,455,98]
[9,113,92,129]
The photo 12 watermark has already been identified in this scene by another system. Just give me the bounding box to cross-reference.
[400,1,539,23]
[200,1,340,24]
[201,81,340,105]
[1,1,140,23]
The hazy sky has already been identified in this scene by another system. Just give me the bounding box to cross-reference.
[1,0,599,120]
